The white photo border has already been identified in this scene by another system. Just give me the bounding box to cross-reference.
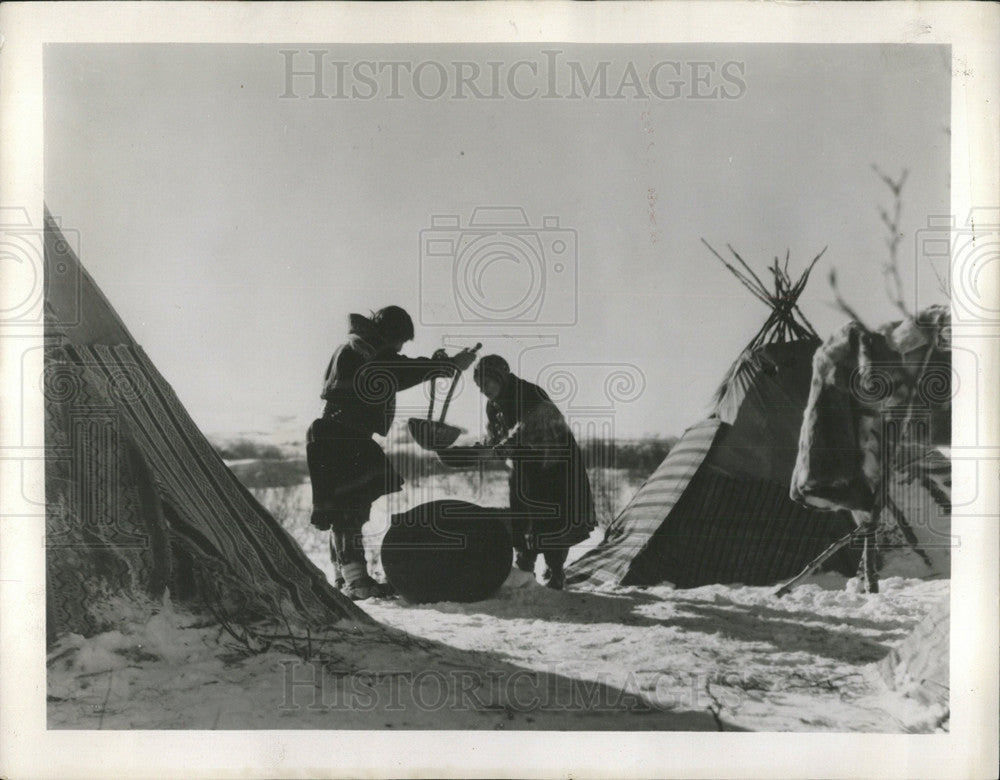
[1,2,997,778]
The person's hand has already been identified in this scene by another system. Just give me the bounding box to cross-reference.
[452,348,476,371]
[432,348,449,361]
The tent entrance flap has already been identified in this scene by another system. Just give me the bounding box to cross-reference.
[624,468,858,588]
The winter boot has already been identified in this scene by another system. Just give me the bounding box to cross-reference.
[543,567,565,590]
[515,550,537,574]
[331,564,346,592]
[341,577,391,600]
[341,562,392,600]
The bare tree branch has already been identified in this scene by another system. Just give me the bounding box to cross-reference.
[872,165,913,320]
[827,269,874,332]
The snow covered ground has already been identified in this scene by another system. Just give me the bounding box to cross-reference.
[363,573,948,733]
[46,474,949,733]
[47,547,948,731]
[45,590,727,731]
[45,573,948,732]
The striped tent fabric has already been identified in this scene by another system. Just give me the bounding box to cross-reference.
[898,447,951,512]
[565,336,861,590]
[876,447,952,579]
[566,418,721,588]
[622,467,856,587]
[566,249,950,591]
[566,414,857,589]
[44,211,368,637]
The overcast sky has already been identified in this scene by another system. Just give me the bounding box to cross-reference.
[44,43,950,441]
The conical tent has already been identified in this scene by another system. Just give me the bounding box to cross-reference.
[43,209,368,638]
[568,247,861,588]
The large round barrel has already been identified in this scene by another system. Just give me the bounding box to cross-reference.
[381,500,513,603]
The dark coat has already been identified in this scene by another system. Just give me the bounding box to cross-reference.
[320,314,454,437]
[485,375,597,550]
[307,314,455,526]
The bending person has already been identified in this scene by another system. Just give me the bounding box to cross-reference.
[307,306,475,600]
[472,355,597,589]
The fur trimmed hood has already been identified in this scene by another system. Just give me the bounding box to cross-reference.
[346,313,386,359]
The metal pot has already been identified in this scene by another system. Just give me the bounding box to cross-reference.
[407,418,465,450]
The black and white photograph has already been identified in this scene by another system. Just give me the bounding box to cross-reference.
[0,2,997,778]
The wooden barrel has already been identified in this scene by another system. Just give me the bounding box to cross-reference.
[381,500,513,603]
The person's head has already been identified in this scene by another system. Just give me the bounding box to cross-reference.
[372,306,414,352]
[473,354,510,400]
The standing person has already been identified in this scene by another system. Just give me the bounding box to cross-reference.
[472,355,597,589]
[307,306,475,600]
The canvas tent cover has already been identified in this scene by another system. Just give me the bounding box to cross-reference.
[42,210,367,638]
[567,339,860,589]
[568,333,951,589]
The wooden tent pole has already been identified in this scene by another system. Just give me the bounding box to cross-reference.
[774,529,856,597]
[727,243,772,295]
[700,239,771,305]
[860,487,885,594]
[776,498,885,597]
[861,527,879,594]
